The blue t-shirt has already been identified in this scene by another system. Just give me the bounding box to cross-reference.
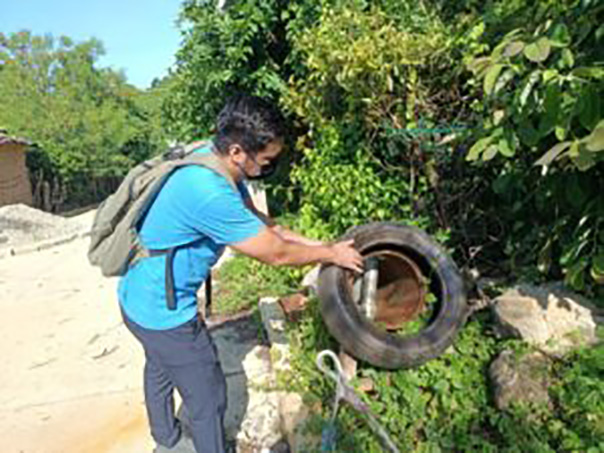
[118,146,264,330]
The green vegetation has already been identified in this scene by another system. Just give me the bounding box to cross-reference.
[285,295,604,452]
[213,253,299,315]
[213,254,603,451]
[166,0,604,302]
[0,31,169,209]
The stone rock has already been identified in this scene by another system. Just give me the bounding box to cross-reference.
[260,297,320,452]
[205,315,283,450]
[235,389,282,449]
[338,349,358,381]
[492,283,598,353]
[279,293,308,322]
[490,350,552,411]
[259,297,288,346]
[301,266,320,295]
[357,377,375,393]
[278,392,319,452]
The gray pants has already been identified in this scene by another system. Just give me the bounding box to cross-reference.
[122,311,227,453]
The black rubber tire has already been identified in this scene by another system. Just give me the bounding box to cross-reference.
[318,222,468,369]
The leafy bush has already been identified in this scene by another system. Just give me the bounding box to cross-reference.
[287,298,604,452]
[213,253,298,314]
[166,0,603,300]
[463,0,604,294]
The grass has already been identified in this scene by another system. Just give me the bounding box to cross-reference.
[212,253,301,315]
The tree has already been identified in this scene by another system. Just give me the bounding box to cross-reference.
[0,31,166,208]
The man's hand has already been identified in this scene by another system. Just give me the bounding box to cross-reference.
[328,239,364,273]
[232,227,364,272]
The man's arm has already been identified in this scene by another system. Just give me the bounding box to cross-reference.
[273,225,325,246]
[231,226,362,272]
[243,195,324,246]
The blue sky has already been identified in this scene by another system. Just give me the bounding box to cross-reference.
[2,0,183,89]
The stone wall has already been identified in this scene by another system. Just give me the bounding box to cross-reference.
[0,144,32,207]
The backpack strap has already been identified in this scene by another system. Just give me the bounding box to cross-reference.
[147,246,180,311]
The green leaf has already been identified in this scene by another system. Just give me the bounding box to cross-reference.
[534,141,571,166]
[539,83,561,135]
[571,67,604,79]
[569,140,580,158]
[497,138,515,157]
[523,37,551,63]
[520,71,540,106]
[565,260,587,291]
[596,24,604,42]
[592,254,604,274]
[549,24,571,47]
[561,48,574,68]
[555,121,569,141]
[518,124,540,146]
[483,144,499,160]
[572,143,596,171]
[467,137,492,161]
[494,69,515,94]
[578,87,601,130]
[484,64,504,95]
[591,254,604,284]
[585,120,604,152]
[503,41,525,57]
[468,57,491,75]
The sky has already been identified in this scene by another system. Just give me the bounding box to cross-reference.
[2,0,183,89]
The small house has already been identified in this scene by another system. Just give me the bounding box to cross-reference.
[0,130,32,207]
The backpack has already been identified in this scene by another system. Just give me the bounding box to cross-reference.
[88,140,236,311]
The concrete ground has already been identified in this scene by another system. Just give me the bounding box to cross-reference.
[0,211,273,453]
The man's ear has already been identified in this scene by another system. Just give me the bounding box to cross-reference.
[228,143,245,162]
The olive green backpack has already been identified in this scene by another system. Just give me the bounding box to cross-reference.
[88,140,236,310]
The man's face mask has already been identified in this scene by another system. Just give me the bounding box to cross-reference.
[237,151,279,181]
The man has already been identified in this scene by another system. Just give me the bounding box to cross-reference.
[119,94,363,453]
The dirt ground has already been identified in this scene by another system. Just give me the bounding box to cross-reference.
[0,229,155,453]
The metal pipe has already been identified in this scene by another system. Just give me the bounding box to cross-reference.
[361,257,379,320]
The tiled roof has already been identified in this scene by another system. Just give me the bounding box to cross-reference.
[0,132,31,147]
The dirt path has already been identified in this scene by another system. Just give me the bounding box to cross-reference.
[0,204,284,453]
[0,235,153,453]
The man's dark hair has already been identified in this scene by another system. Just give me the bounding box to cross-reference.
[214,94,285,156]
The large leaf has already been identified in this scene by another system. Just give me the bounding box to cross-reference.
[565,260,587,291]
[484,64,504,95]
[497,137,515,157]
[549,24,571,47]
[539,83,561,135]
[578,87,601,130]
[534,141,571,166]
[467,137,492,161]
[572,143,596,171]
[483,144,499,160]
[560,48,574,68]
[468,57,492,76]
[571,67,604,79]
[519,71,540,106]
[503,41,525,58]
[523,37,551,63]
[586,121,604,152]
[518,124,540,146]
[591,254,604,284]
